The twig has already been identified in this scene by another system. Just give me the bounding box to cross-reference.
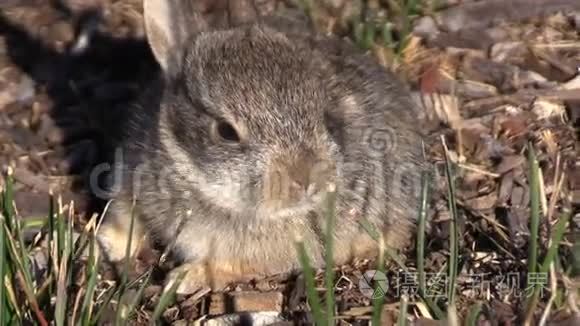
[547,170,566,223]
[15,270,49,326]
[538,264,557,326]
[457,163,500,178]
[530,46,578,78]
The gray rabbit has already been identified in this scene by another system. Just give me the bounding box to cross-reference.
[96,0,427,294]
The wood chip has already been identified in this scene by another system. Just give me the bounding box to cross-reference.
[465,192,498,211]
[531,99,566,120]
[561,74,580,90]
[341,306,372,316]
[496,155,525,175]
[209,291,284,315]
[431,0,580,33]
[461,55,548,92]
[497,171,515,205]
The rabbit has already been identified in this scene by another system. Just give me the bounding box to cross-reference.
[95,0,427,295]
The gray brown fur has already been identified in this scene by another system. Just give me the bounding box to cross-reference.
[96,0,427,294]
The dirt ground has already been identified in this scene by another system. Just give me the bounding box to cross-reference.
[0,0,579,325]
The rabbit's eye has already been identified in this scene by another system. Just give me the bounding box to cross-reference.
[213,120,240,143]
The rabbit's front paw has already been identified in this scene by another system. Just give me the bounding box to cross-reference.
[164,261,252,295]
[164,263,211,295]
[96,222,142,263]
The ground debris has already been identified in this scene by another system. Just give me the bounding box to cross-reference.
[0,0,578,324]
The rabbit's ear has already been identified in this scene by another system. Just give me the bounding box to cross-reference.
[143,0,208,74]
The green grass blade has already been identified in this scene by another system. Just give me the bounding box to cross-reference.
[416,171,429,296]
[2,265,18,323]
[420,297,445,320]
[4,271,19,322]
[25,217,49,253]
[295,240,326,325]
[151,269,187,325]
[297,0,313,17]
[119,269,152,325]
[414,171,445,319]
[54,254,68,325]
[21,217,49,231]
[572,229,580,276]
[523,143,548,323]
[91,284,119,325]
[13,214,33,292]
[353,20,365,49]
[47,192,55,297]
[527,143,541,275]
[72,229,90,262]
[3,223,48,325]
[525,210,571,320]
[67,208,74,286]
[0,213,7,326]
[372,236,386,326]
[381,22,395,49]
[2,169,16,324]
[524,143,541,317]
[400,2,411,45]
[4,170,34,288]
[324,187,337,324]
[3,168,15,227]
[465,302,482,326]
[358,219,409,272]
[443,145,459,305]
[363,22,376,50]
[55,209,73,326]
[540,211,570,274]
[80,232,100,326]
[396,294,408,326]
[91,269,153,324]
[56,199,65,266]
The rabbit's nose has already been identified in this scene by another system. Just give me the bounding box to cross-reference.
[289,180,318,198]
[289,159,333,195]
[263,152,334,204]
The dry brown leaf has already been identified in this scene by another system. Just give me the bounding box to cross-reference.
[412,92,463,129]
[531,98,566,121]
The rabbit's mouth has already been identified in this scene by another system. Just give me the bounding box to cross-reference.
[254,184,333,220]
